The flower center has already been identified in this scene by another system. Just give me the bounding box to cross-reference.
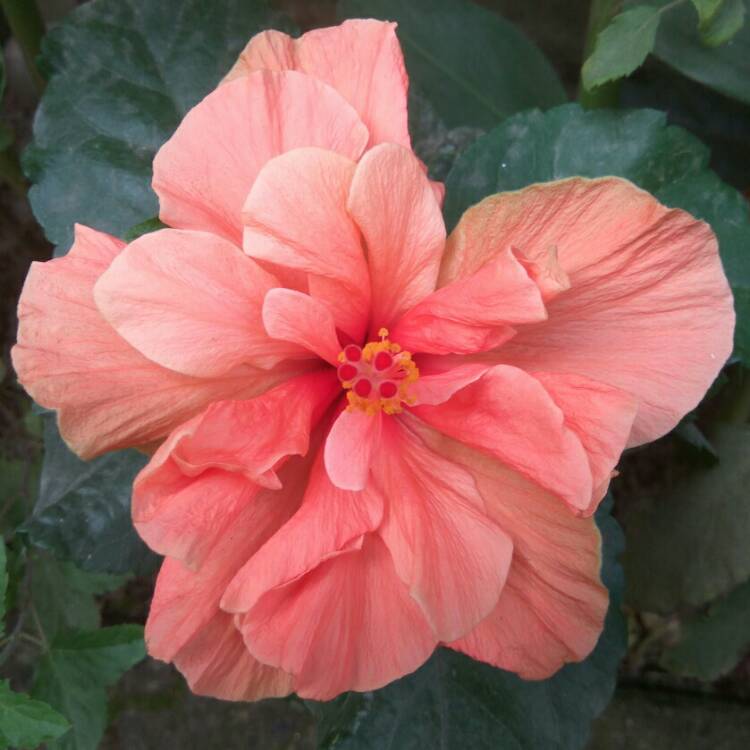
[336,328,419,415]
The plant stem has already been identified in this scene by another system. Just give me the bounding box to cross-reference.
[580,0,623,108]
[0,0,46,93]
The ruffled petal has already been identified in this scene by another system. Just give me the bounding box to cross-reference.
[222,449,383,614]
[243,147,369,340]
[133,371,338,567]
[153,70,369,244]
[94,229,303,378]
[323,408,382,491]
[237,534,436,700]
[145,469,301,700]
[11,225,291,459]
[411,365,594,514]
[442,177,735,445]
[533,372,638,510]
[410,361,491,406]
[406,423,609,679]
[224,20,410,149]
[262,289,342,366]
[392,247,547,355]
[348,144,446,333]
[374,417,513,641]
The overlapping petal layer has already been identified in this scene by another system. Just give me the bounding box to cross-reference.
[225,19,410,149]
[153,70,369,245]
[442,177,735,445]
[11,225,294,458]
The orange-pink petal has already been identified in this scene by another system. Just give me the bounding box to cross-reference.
[348,143,446,333]
[411,365,594,514]
[412,426,609,679]
[375,417,513,642]
[323,408,382,491]
[442,177,735,445]
[11,225,292,458]
[221,450,383,615]
[392,247,547,355]
[94,229,304,378]
[237,534,435,700]
[533,372,638,511]
[262,289,342,367]
[224,20,410,149]
[133,371,338,567]
[243,147,369,340]
[153,70,369,245]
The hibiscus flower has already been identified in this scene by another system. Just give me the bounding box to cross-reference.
[13,20,734,701]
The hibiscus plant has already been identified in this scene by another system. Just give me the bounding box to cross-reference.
[0,0,748,749]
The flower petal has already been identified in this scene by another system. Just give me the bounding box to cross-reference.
[222,449,383,614]
[411,365,594,514]
[442,177,735,445]
[243,147,369,340]
[153,70,369,244]
[133,371,338,567]
[347,143,446,332]
[323,408,382,491]
[410,361,491,406]
[11,225,290,458]
[145,471,301,700]
[533,372,638,510]
[224,20,410,149]
[94,229,305,378]
[374,417,514,641]
[392,247,547,355]
[238,534,436,700]
[411,425,609,680]
[262,289,342,366]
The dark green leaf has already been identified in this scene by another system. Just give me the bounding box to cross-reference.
[661,577,750,679]
[698,0,745,46]
[0,680,70,750]
[32,626,145,750]
[582,5,661,90]
[0,51,5,101]
[622,424,750,612]
[444,104,750,365]
[122,216,168,242]
[311,500,625,750]
[0,122,12,151]
[30,554,126,642]
[23,417,158,576]
[673,420,719,466]
[0,543,6,631]
[25,0,297,253]
[338,0,565,133]
[654,0,750,104]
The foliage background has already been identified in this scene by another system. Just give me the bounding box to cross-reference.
[1,0,749,748]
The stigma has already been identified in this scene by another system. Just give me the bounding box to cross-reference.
[336,328,419,415]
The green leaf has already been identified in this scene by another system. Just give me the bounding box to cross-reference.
[23,416,158,576]
[622,424,750,612]
[698,0,745,46]
[0,543,6,632]
[691,0,726,24]
[582,5,662,90]
[661,577,750,679]
[0,122,12,151]
[122,216,168,242]
[32,626,145,750]
[654,0,750,104]
[338,0,566,132]
[0,680,70,750]
[311,500,625,750]
[25,0,297,253]
[443,104,750,365]
[30,554,126,642]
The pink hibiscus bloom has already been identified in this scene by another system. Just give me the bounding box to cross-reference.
[13,20,734,701]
